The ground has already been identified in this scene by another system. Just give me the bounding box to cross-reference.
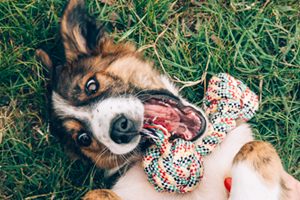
[0,0,299,199]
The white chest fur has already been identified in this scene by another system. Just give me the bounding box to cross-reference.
[112,124,253,200]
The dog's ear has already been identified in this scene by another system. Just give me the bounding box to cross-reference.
[35,49,64,81]
[36,49,53,69]
[61,0,104,62]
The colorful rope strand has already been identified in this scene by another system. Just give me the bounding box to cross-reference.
[143,73,259,193]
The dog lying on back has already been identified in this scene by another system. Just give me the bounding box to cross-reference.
[37,0,298,199]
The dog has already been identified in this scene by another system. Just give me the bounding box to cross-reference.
[36,0,297,199]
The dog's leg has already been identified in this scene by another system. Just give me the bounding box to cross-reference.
[230,141,289,200]
[82,189,121,200]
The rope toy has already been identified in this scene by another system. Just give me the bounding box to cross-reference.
[142,73,259,193]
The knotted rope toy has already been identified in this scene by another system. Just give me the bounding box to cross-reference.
[142,73,259,193]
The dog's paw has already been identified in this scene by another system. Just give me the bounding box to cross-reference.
[82,189,121,200]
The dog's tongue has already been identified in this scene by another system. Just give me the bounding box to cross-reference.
[144,104,180,122]
[143,104,195,140]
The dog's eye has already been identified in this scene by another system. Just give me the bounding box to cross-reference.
[85,78,99,95]
[77,132,92,147]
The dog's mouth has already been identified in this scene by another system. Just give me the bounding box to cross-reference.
[139,90,206,141]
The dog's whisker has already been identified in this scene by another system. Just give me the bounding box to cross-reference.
[134,88,152,99]
[121,154,131,165]
[111,154,123,175]
[93,148,109,166]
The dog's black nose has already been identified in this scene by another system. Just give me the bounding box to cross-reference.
[110,115,138,144]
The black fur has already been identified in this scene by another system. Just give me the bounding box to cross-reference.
[62,0,105,55]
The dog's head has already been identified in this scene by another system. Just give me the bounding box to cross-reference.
[37,0,207,172]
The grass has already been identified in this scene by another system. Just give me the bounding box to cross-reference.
[0,0,299,199]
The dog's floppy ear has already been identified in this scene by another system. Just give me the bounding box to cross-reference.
[36,49,53,69]
[61,0,104,62]
[35,49,64,81]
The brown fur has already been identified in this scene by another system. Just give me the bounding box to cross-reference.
[62,119,137,169]
[233,141,291,199]
[56,54,163,105]
[61,0,89,62]
[36,1,297,199]
[83,189,121,200]
[105,56,164,90]
[233,141,283,184]
[34,1,300,199]
[80,139,125,169]
[39,0,164,106]
[36,0,165,173]
[280,178,290,200]
[55,61,158,106]
[63,119,83,133]
[97,37,137,57]
[35,49,53,69]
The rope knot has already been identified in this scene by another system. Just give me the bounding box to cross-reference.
[143,73,259,193]
[143,126,204,193]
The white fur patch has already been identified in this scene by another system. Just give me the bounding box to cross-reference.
[159,75,179,96]
[230,162,281,200]
[90,97,144,155]
[52,92,144,155]
[52,92,90,120]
